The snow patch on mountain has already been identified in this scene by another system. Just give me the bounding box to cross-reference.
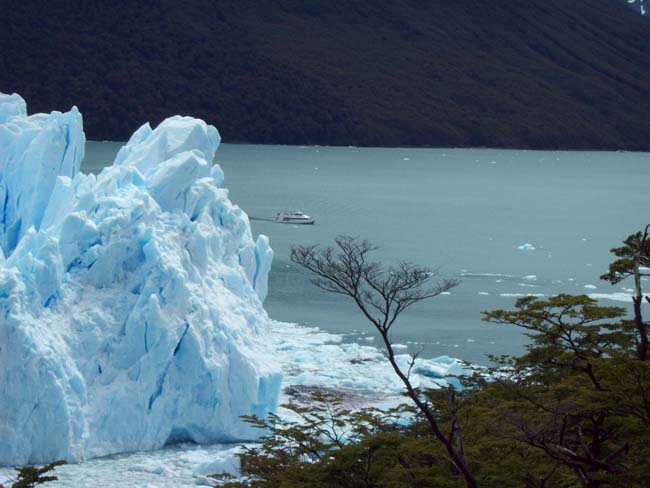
[623,0,647,15]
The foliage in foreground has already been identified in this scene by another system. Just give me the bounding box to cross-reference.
[9,461,65,488]
[211,397,458,488]
[214,228,650,487]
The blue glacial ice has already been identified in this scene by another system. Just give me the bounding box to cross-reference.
[0,92,281,466]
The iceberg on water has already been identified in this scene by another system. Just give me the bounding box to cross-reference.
[517,243,536,252]
[0,92,281,466]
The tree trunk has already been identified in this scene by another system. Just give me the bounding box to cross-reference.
[380,333,479,488]
[634,226,649,361]
[633,296,648,361]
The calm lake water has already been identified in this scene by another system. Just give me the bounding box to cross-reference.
[83,142,650,364]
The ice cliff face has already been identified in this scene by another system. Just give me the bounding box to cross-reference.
[0,92,280,466]
[0,93,84,259]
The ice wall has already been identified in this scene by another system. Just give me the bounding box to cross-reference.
[0,93,84,257]
[0,92,280,466]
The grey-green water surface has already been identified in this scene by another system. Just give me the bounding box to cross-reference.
[83,142,650,364]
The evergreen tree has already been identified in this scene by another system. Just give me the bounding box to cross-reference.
[600,225,650,360]
[11,461,65,488]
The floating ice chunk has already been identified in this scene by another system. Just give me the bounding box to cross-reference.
[187,446,241,478]
[461,272,514,278]
[517,243,536,251]
[0,442,247,488]
[414,356,471,387]
[270,321,481,400]
[589,293,642,303]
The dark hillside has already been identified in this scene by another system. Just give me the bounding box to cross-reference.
[1,0,649,149]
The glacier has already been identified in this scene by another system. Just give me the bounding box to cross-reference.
[0,92,281,466]
[0,318,474,487]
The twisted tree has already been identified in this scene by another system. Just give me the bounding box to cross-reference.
[290,236,477,488]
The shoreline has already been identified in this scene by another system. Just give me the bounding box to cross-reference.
[90,139,650,154]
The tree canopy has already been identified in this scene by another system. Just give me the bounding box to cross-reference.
[214,228,650,487]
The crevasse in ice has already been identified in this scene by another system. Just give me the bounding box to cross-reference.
[0,92,281,466]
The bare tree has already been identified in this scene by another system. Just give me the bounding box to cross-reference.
[290,236,477,488]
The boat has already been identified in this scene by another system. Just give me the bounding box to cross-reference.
[274,211,315,224]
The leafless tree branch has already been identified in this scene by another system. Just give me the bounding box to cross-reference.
[291,236,477,488]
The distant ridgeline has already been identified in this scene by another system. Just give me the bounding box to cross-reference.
[1,0,649,150]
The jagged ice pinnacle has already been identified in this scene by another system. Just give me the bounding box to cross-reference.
[0,92,281,466]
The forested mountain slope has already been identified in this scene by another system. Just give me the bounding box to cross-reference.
[1,0,649,149]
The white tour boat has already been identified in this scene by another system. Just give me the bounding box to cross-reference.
[274,211,315,224]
